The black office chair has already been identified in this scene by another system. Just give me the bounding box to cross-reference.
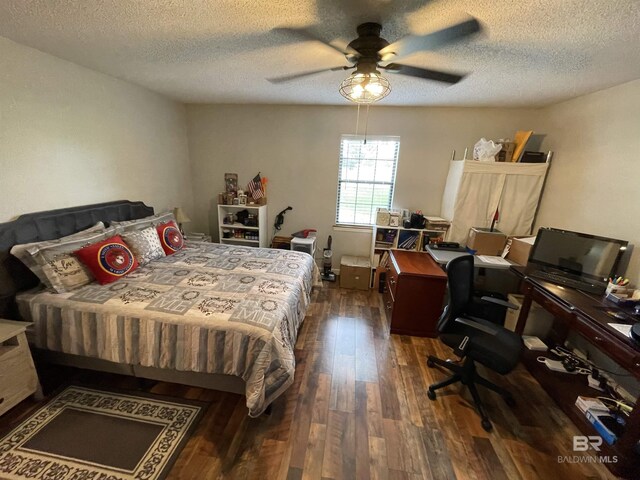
[427,255,523,431]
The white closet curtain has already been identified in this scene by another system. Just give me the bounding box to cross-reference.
[444,161,548,244]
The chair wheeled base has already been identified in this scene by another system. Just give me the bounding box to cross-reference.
[426,354,516,432]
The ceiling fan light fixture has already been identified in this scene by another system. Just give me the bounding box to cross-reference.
[339,71,390,104]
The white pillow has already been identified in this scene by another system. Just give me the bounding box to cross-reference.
[34,227,119,293]
[10,222,106,287]
[111,212,175,233]
[121,226,166,266]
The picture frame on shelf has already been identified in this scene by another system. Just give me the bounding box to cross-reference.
[224,173,238,193]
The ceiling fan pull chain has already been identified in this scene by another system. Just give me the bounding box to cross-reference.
[355,103,361,137]
[364,104,370,144]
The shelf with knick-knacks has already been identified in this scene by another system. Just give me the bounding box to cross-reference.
[217,204,268,248]
[370,224,449,268]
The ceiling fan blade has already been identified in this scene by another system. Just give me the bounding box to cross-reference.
[267,66,349,84]
[382,63,465,84]
[272,27,359,57]
[379,17,482,60]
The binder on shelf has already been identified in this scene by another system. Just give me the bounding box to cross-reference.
[511,130,533,162]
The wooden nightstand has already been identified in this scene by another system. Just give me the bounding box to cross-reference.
[0,320,42,416]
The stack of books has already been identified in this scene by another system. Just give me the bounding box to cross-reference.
[575,396,625,445]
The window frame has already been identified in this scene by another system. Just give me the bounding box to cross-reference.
[335,134,400,227]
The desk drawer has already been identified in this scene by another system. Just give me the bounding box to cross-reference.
[386,264,398,299]
[382,285,394,323]
[531,288,574,320]
[574,314,640,374]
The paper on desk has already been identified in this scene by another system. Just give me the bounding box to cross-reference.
[477,255,511,266]
[608,323,632,338]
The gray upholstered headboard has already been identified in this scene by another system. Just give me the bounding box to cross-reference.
[0,200,154,319]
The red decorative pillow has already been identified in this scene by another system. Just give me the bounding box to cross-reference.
[74,236,138,284]
[156,221,184,255]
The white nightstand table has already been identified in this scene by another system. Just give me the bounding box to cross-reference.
[0,320,42,416]
[184,233,212,243]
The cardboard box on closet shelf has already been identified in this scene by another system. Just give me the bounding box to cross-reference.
[466,228,507,256]
[504,236,536,266]
[340,255,372,290]
[495,142,516,162]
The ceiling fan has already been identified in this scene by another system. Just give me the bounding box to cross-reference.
[268,17,482,103]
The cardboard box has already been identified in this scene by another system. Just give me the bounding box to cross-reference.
[466,228,507,256]
[505,294,554,337]
[496,142,515,162]
[424,216,450,231]
[505,236,536,266]
[340,255,371,290]
[247,196,267,206]
[271,235,293,250]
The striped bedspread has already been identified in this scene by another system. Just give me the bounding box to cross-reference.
[17,242,319,417]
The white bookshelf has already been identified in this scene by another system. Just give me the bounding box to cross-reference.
[370,224,448,267]
[217,204,268,248]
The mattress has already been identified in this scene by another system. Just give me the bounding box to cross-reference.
[17,241,319,417]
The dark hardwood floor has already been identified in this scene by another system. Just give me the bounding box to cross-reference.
[0,284,616,479]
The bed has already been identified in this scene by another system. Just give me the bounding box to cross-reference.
[0,201,318,417]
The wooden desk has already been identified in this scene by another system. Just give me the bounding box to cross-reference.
[512,267,640,478]
[382,250,447,337]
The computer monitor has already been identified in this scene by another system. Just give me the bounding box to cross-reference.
[528,228,628,283]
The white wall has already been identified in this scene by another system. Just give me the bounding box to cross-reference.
[8,27,636,284]
[536,79,640,284]
[186,104,541,264]
[0,36,193,222]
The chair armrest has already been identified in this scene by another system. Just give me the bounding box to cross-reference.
[480,296,518,310]
[454,317,499,336]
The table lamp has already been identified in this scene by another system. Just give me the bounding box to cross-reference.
[173,207,191,234]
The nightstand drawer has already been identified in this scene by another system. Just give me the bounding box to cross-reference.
[0,330,39,416]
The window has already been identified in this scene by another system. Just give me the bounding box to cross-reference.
[336,135,400,225]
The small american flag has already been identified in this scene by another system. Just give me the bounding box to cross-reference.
[248,173,264,200]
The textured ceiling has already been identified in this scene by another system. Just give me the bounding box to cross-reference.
[1,0,639,106]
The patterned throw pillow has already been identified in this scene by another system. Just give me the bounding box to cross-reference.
[155,221,185,256]
[10,222,106,287]
[74,235,139,285]
[34,227,120,293]
[41,255,95,293]
[121,226,166,266]
[111,211,175,233]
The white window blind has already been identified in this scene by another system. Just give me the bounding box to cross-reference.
[336,135,400,225]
